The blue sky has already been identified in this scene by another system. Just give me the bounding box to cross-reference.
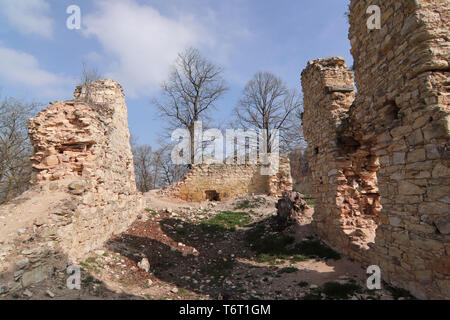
[0,0,352,146]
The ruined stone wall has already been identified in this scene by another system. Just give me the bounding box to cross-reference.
[302,58,380,261]
[27,79,143,260]
[302,0,449,299]
[165,155,292,202]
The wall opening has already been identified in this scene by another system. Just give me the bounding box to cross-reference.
[205,190,220,201]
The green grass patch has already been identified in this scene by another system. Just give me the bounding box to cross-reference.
[246,222,340,265]
[178,288,187,295]
[302,195,316,207]
[80,256,101,274]
[82,275,102,286]
[277,267,298,274]
[255,254,285,265]
[234,197,266,210]
[246,225,295,255]
[201,211,252,232]
[291,254,310,262]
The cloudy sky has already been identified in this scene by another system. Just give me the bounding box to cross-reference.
[0,0,352,146]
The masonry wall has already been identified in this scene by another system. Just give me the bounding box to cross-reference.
[302,58,380,261]
[165,155,292,202]
[28,79,143,260]
[302,0,449,299]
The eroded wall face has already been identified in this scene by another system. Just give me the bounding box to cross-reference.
[165,155,293,202]
[302,0,449,299]
[302,58,380,262]
[28,80,143,260]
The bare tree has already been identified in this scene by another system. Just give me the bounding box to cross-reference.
[133,144,154,192]
[80,61,101,86]
[153,145,188,187]
[153,47,228,163]
[282,100,306,151]
[0,96,39,204]
[77,62,102,105]
[233,72,303,154]
[131,138,189,191]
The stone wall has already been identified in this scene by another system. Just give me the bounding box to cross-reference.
[302,58,380,260]
[27,79,143,260]
[164,155,292,202]
[302,0,449,299]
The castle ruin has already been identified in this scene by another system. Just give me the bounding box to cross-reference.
[302,0,449,299]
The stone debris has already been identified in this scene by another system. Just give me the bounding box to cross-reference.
[16,258,29,269]
[46,290,55,298]
[23,289,33,298]
[67,181,86,195]
[275,191,312,226]
[0,284,8,294]
[137,258,150,273]
[434,218,450,235]
[21,265,52,288]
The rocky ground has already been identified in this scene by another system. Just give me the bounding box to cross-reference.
[0,192,415,300]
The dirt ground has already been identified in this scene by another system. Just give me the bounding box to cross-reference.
[0,191,413,300]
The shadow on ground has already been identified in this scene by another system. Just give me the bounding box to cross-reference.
[105,214,358,300]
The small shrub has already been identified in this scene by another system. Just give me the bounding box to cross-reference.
[278,267,298,274]
[298,281,309,287]
[82,275,102,286]
[291,254,309,262]
[234,197,266,210]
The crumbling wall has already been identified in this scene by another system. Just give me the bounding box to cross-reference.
[27,79,143,260]
[302,0,449,299]
[302,58,380,261]
[164,155,292,202]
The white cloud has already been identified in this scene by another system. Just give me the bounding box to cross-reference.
[0,45,73,98]
[83,51,103,64]
[83,0,217,98]
[0,0,54,39]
